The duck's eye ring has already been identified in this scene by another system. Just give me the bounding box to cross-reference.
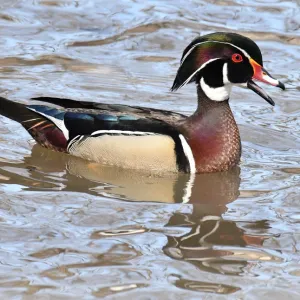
[232,53,243,63]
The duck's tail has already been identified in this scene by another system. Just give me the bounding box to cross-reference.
[0,96,34,124]
[0,96,68,151]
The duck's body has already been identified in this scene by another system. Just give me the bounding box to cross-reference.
[0,86,241,173]
[0,32,285,173]
[0,92,239,173]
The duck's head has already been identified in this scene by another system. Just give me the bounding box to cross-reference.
[171,32,285,105]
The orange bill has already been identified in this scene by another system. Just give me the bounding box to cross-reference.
[247,59,285,105]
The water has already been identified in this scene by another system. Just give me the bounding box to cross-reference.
[0,0,299,298]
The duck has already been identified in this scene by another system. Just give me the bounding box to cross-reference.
[0,32,285,174]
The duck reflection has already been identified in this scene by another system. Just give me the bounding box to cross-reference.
[163,209,272,276]
[161,166,278,277]
[15,144,241,204]
[4,144,282,291]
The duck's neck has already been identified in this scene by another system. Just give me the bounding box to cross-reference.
[181,85,241,173]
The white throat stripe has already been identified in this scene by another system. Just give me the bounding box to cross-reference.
[200,77,232,102]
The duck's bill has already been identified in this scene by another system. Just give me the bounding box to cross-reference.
[248,58,285,106]
[247,80,275,106]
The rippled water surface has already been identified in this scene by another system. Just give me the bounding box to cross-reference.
[0,0,299,299]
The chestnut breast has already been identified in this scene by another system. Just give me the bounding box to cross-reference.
[180,102,241,173]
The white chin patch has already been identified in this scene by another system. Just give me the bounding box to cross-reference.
[200,63,232,102]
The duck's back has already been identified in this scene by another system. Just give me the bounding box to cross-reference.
[32,97,186,124]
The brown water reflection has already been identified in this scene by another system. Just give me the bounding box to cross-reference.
[0,0,299,298]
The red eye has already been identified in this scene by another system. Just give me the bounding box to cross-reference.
[232,53,243,63]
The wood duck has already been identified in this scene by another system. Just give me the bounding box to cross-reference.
[0,32,285,174]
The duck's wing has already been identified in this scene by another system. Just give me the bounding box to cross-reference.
[26,104,194,173]
[31,97,186,124]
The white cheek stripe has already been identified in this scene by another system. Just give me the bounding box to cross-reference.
[28,107,69,140]
[179,134,196,174]
[181,40,251,66]
[200,77,232,102]
[177,58,220,90]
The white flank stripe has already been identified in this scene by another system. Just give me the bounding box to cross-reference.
[28,107,69,140]
[179,134,196,174]
[91,130,155,136]
[181,40,251,66]
[177,58,220,90]
[67,135,81,152]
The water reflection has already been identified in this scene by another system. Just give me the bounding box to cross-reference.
[0,144,287,296]
[0,144,241,204]
[152,162,282,281]
[163,208,280,278]
[174,278,240,295]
